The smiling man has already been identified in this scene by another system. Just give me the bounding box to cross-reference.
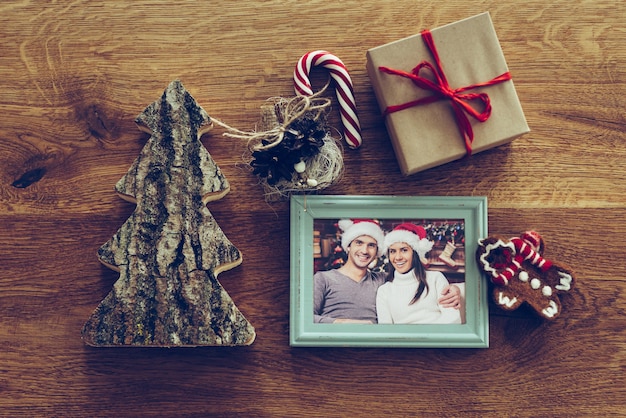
[313,219,460,324]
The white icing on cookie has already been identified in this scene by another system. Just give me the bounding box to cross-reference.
[479,239,516,277]
[518,271,529,282]
[556,271,573,291]
[542,300,558,318]
[497,292,518,308]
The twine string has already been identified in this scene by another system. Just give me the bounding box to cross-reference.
[213,82,332,152]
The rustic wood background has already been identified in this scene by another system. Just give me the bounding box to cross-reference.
[1,0,624,416]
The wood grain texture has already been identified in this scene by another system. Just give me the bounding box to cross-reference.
[0,0,625,416]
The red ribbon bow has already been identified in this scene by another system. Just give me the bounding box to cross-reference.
[379,30,512,156]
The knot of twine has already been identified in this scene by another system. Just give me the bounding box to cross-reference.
[213,85,332,153]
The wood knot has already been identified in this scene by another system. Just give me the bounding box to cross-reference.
[79,104,119,140]
[11,167,47,188]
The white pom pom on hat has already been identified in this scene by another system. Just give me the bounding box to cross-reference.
[382,223,434,260]
[338,219,385,256]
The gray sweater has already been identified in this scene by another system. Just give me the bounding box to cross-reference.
[313,269,386,323]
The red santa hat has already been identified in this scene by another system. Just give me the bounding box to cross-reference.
[338,219,385,256]
[382,223,434,260]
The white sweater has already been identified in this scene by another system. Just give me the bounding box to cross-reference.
[376,270,462,324]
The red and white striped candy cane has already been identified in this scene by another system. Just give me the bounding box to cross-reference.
[493,237,553,286]
[294,50,362,149]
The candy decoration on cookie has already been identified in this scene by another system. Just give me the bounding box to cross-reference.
[486,232,553,286]
[294,50,362,149]
[476,231,575,320]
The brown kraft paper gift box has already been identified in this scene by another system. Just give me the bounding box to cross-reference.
[366,12,529,175]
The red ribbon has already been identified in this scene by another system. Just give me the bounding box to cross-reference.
[378,29,512,156]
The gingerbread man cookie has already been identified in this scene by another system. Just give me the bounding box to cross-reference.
[476,231,575,320]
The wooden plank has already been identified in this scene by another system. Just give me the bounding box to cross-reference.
[0,0,624,415]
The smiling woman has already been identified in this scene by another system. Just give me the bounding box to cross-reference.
[377,223,463,325]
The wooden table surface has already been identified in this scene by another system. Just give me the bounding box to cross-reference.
[1,0,625,416]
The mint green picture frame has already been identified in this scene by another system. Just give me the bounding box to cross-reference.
[289,195,489,348]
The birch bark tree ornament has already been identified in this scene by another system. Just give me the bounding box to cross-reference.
[215,51,360,201]
[476,231,575,320]
[82,80,256,347]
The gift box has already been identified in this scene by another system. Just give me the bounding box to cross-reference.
[366,12,529,175]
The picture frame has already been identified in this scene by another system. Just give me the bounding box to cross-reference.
[289,195,489,348]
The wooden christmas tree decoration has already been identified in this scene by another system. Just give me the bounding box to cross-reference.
[82,80,256,347]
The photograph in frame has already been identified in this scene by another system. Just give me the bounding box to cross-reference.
[289,195,489,348]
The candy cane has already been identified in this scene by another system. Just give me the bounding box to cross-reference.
[492,237,553,286]
[294,50,362,149]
